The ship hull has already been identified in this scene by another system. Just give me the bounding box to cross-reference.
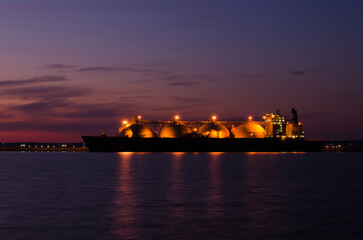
[82,136,324,152]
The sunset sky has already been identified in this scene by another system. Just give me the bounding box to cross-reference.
[1,0,362,142]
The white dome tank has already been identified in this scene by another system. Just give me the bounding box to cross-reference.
[159,123,192,138]
[119,123,154,138]
[232,122,266,138]
[198,122,230,138]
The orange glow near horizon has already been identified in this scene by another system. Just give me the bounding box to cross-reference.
[118,152,134,155]
[246,152,306,154]
[170,152,185,155]
[208,152,225,155]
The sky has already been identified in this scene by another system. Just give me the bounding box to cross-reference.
[0,0,362,142]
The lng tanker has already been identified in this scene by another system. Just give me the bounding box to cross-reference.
[82,108,324,152]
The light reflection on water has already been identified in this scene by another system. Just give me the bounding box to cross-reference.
[205,152,223,220]
[113,152,136,239]
[0,152,362,240]
[168,152,185,220]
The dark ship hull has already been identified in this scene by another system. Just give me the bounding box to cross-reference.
[82,136,324,152]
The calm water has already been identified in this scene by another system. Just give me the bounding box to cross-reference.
[0,152,362,240]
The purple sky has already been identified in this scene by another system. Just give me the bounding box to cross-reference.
[0,0,362,142]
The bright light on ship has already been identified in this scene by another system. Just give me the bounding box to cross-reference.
[248,116,252,120]
[175,115,180,120]
[212,115,217,120]
[122,120,128,124]
[138,115,142,119]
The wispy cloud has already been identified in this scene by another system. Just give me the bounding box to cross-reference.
[122,67,168,74]
[147,106,177,111]
[290,65,331,76]
[162,75,187,81]
[77,66,169,74]
[168,81,201,86]
[158,73,219,88]
[0,82,145,121]
[162,74,217,82]
[78,66,120,73]
[0,120,117,133]
[0,85,139,136]
[43,63,170,75]
[0,85,93,120]
[0,99,141,135]
[0,75,66,86]
[2,85,90,100]
[10,100,68,116]
[168,96,203,103]
[44,64,78,69]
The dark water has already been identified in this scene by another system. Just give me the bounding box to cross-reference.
[0,152,362,240]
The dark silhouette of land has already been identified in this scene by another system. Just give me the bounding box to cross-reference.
[0,142,87,152]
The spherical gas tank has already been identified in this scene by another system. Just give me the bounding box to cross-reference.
[232,123,266,138]
[159,123,192,138]
[119,123,154,138]
[198,122,230,138]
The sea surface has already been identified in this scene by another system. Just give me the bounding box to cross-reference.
[0,152,362,240]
